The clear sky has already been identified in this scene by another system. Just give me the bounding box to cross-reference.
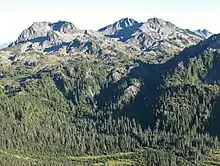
[0,0,219,42]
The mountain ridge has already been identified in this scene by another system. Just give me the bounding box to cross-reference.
[99,17,212,54]
[7,20,141,58]
[7,17,212,63]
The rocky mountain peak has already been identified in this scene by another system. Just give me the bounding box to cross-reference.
[195,29,212,39]
[99,17,206,55]
[15,21,79,44]
[98,18,140,36]
[146,17,165,26]
[115,17,139,29]
[15,21,51,43]
[140,17,176,32]
[31,21,50,29]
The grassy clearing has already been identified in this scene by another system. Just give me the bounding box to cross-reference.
[0,149,138,165]
[67,151,138,165]
[0,147,196,166]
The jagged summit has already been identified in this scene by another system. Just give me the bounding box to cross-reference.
[15,21,79,44]
[99,17,205,54]
[98,17,140,37]
[142,17,176,30]
[99,17,139,32]
[113,17,139,29]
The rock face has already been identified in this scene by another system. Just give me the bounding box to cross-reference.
[15,21,79,43]
[99,17,210,54]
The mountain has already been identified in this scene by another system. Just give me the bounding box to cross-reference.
[98,17,140,40]
[15,21,79,43]
[8,20,140,58]
[99,17,208,55]
[8,18,211,64]
[1,32,220,165]
[2,18,220,165]
[194,29,212,39]
[98,17,140,36]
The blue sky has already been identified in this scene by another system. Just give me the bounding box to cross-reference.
[0,0,219,42]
